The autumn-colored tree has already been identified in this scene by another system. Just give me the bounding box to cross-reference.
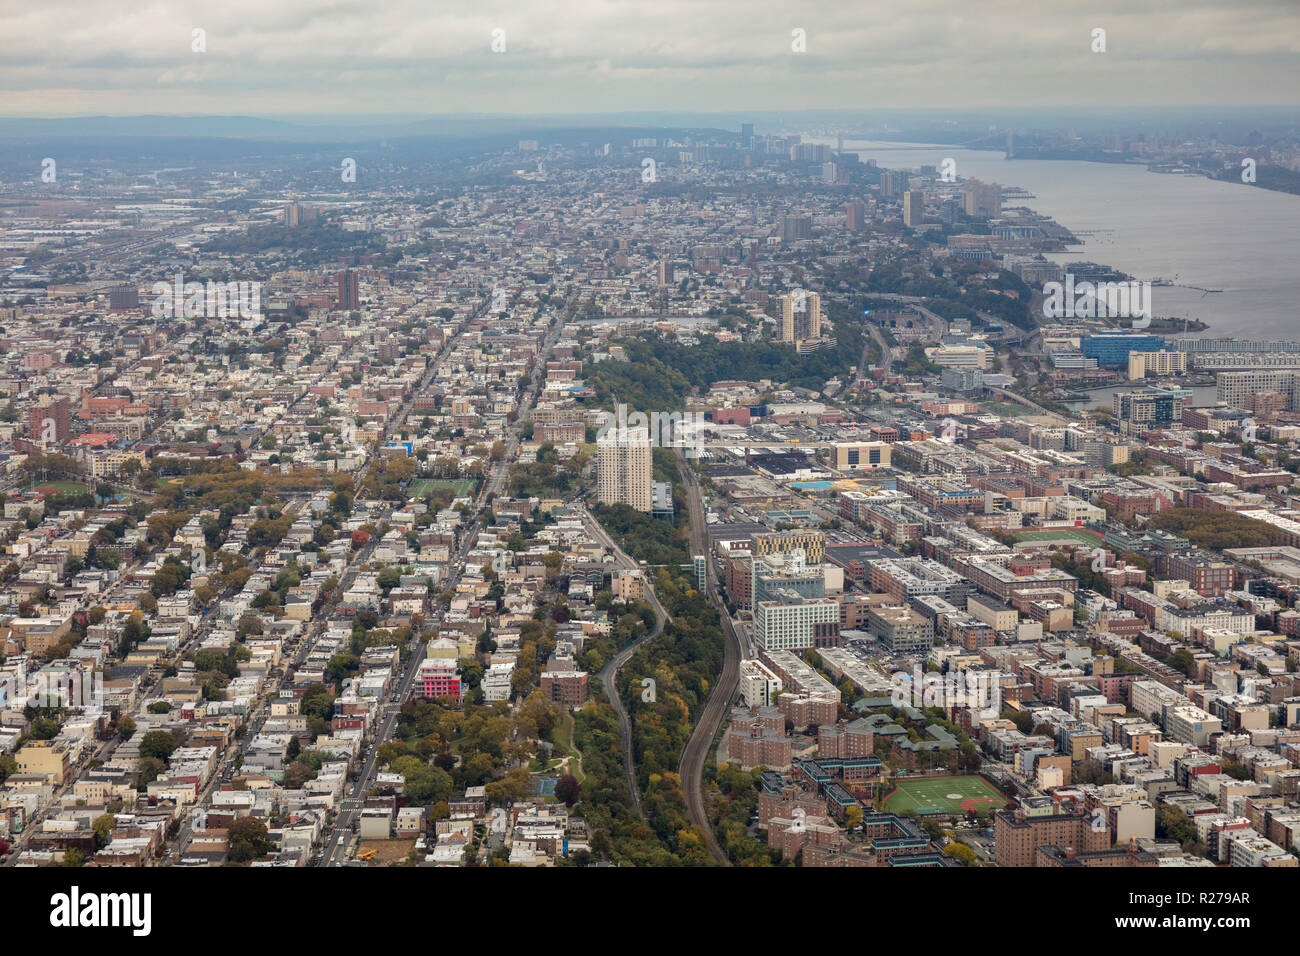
[555,774,581,807]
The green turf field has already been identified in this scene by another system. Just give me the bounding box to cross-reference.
[882,775,1008,816]
[20,481,91,495]
[1010,528,1103,546]
[408,478,477,497]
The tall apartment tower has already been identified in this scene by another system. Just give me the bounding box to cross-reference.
[780,291,821,343]
[780,215,812,244]
[336,270,360,311]
[283,203,318,226]
[597,426,653,513]
[845,201,866,231]
[806,292,822,339]
[903,190,925,227]
[28,395,71,445]
[108,283,139,311]
[878,170,905,197]
[962,180,1002,218]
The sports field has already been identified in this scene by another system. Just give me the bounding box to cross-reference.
[408,478,477,496]
[1010,527,1103,546]
[20,481,91,496]
[881,775,1008,816]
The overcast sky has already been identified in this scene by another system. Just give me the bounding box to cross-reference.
[2,0,1297,117]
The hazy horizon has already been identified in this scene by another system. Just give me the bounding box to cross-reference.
[4,0,1297,117]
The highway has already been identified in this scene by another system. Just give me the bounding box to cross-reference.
[584,507,667,819]
[861,319,903,379]
[675,456,740,866]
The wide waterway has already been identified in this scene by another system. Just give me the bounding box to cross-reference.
[806,138,1300,341]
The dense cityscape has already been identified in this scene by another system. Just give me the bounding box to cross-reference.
[1,0,1297,938]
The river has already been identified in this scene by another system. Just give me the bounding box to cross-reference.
[805,138,1300,340]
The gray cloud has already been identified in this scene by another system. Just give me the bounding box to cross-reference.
[2,0,1297,115]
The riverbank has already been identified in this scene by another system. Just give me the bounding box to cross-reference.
[808,137,1300,339]
[959,143,1300,199]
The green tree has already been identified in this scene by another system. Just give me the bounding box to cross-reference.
[944,842,977,865]
[92,814,115,850]
[29,716,60,740]
[228,817,274,863]
[138,730,180,762]
[136,757,165,788]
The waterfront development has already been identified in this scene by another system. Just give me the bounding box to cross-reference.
[811,139,1300,339]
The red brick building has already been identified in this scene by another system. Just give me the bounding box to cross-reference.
[540,670,589,707]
